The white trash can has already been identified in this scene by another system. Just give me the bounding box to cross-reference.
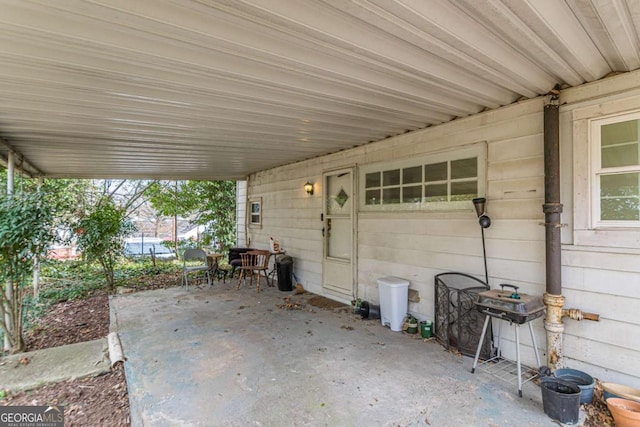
[377,276,410,332]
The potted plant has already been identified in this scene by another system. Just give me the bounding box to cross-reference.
[404,313,419,334]
[351,298,363,314]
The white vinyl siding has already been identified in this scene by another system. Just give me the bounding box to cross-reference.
[244,72,640,389]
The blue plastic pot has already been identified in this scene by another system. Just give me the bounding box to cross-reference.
[554,368,595,405]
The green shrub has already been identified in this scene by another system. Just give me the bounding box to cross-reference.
[75,198,135,293]
[0,193,56,353]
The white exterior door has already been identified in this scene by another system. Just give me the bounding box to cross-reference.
[322,168,356,302]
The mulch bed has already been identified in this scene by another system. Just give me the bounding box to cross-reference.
[2,364,129,427]
[25,292,110,352]
[1,271,182,426]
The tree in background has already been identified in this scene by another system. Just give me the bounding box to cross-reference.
[145,180,236,253]
[194,181,237,251]
[0,170,93,246]
[75,197,135,293]
[0,192,56,353]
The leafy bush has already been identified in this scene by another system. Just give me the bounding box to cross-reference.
[37,260,105,303]
[0,193,56,353]
[116,258,181,279]
[75,198,135,293]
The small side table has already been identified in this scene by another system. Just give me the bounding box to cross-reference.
[268,251,285,284]
[206,253,224,281]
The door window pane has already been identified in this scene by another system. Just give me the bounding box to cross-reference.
[327,218,351,259]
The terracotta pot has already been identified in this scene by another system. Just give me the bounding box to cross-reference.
[607,398,640,427]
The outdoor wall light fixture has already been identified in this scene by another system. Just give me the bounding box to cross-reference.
[472,197,491,286]
[473,197,491,228]
[304,181,314,195]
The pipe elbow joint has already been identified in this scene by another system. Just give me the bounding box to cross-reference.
[562,308,600,322]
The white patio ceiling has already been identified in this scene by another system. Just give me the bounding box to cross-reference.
[0,0,639,180]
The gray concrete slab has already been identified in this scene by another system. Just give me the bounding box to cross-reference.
[111,284,579,427]
[0,338,110,391]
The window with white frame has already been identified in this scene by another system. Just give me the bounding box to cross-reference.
[359,143,486,212]
[591,112,640,227]
[249,197,262,227]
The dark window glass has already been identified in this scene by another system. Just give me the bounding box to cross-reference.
[382,188,401,204]
[451,181,477,201]
[425,162,447,182]
[383,169,400,186]
[366,172,381,188]
[403,166,422,184]
[451,157,477,179]
[365,189,381,205]
[424,184,447,202]
[402,185,422,203]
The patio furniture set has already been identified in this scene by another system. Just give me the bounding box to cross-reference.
[181,247,280,292]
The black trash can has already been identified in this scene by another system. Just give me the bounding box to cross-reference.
[358,301,381,320]
[275,255,293,291]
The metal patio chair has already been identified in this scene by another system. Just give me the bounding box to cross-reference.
[182,248,212,288]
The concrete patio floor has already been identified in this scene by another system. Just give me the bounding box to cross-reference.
[110,282,572,427]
